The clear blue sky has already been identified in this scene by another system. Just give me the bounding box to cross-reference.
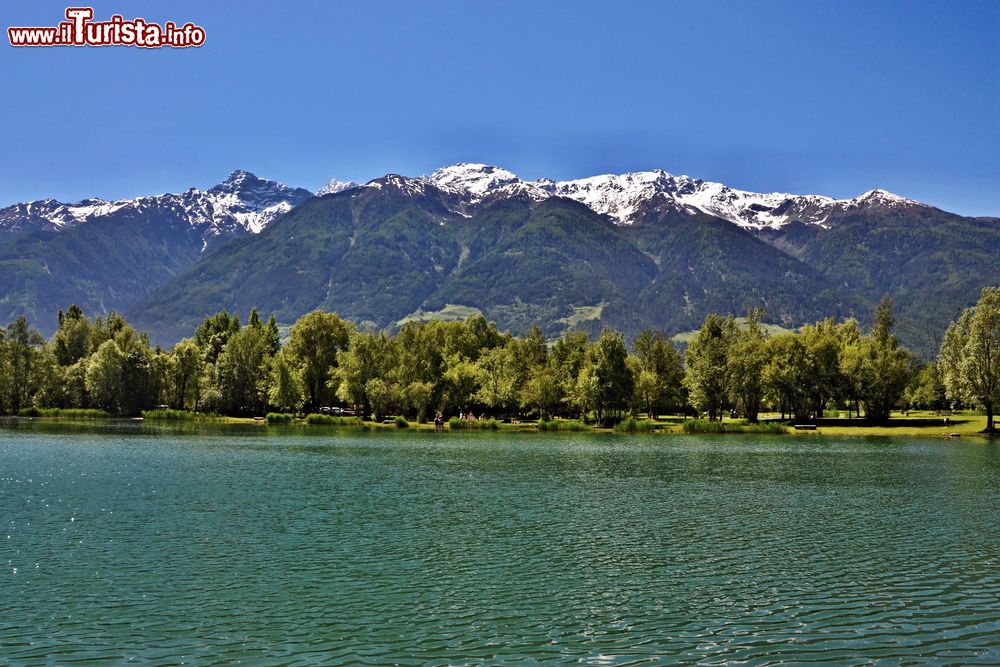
[1,0,997,215]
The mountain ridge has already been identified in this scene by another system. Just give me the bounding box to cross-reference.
[0,170,312,245]
[126,180,867,348]
[0,163,945,241]
[0,164,994,359]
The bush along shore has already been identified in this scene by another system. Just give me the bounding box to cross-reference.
[0,288,998,436]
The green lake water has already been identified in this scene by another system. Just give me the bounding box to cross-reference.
[2,422,999,665]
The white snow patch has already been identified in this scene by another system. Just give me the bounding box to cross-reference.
[317,179,360,196]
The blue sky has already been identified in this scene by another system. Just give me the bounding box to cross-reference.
[1,0,997,215]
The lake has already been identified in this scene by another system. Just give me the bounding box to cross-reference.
[2,422,999,664]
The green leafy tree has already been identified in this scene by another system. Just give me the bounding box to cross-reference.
[195,311,241,365]
[170,338,204,410]
[684,314,736,420]
[631,329,684,418]
[475,346,517,415]
[847,297,916,422]
[798,319,847,418]
[264,314,281,356]
[61,360,90,409]
[88,312,133,354]
[508,324,547,392]
[149,347,174,407]
[726,312,768,422]
[53,305,90,366]
[401,381,433,423]
[831,319,864,417]
[85,340,124,413]
[332,331,395,415]
[84,327,155,415]
[365,378,397,422]
[939,287,1000,431]
[441,354,481,414]
[286,310,353,409]
[215,324,273,415]
[762,333,813,422]
[520,369,563,419]
[268,351,305,413]
[588,329,633,424]
[631,362,661,419]
[904,363,946,410]
[31,346,64,409]
[571,363,600,421]
[0,317,47,413]
[552,330,589,416]
[393,322,450,411]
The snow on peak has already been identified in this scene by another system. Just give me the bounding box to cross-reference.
[317,163,930,229]
[221,169,255,185]
[202,171,312,234]
[317,178,360,196]
[545,174,921,229]
[428,163,518,195]
[852,188,917,207]
[411,164,927,229]
[0,171,311,244]
[549,170,690,223]
[3,163,930,243]
[0,198,129,234]
[425,163,549,203]
[365,173,436,197]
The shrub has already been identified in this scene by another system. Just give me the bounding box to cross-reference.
[448,417,500,430]
[613,417,661,432]
[265,412,295,424]
[305,413,362,426]
[17,407,110,419]
[394,416,409,428]
[537,419,590,431]
[682,419,789,434]
[142,409,222,421]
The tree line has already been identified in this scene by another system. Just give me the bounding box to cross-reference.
[0,288,997,430]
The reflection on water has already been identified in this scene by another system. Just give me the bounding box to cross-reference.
[2,423,999,664]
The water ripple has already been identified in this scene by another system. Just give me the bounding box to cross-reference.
[1,428,999,664]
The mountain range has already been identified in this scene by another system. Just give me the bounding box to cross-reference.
[0,163,996,358]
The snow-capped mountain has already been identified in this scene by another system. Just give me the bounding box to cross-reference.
[0,198,128,235]
[413,163,924,230]
[0,163,930,246]
[200,170,312,235]
[317,178,360,196]
[426,164,549,204]
[0,161,991,360]
[0,170,313,247]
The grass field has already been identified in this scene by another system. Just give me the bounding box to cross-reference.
[795,411,989,438]
[671,318,795,345]
[395,304,483,326]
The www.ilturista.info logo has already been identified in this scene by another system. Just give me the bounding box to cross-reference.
[8,7,205,48]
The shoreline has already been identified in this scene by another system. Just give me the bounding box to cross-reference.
[1,411,993,439]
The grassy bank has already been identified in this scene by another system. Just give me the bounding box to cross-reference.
[682,419,789,434]
[16,407,110,419]
[142,409,224,421]
[4,409,993,438]
[797,411,989,438]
